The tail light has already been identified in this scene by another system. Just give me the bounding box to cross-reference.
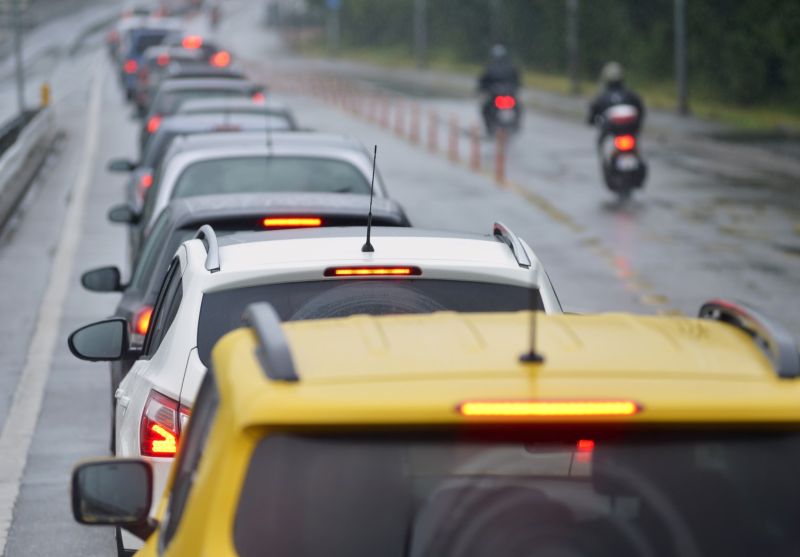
[252,91,265,103]
[123,59,138,74]
[262,217,322,228]
[146,114,163,134]
[133,305,153,336]
[140,390,191,458]
[324,266,421,277]
[210,50,231,68]
[458,400,640,417]
[136,173,153,201]
[614,134,636,152]
[156,53,170,66]
[494,95,517,110]
[182,35,203,50]
[575,439,595,463]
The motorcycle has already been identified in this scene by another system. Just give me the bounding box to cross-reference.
[595,104,647,200]
[482,88,521,137]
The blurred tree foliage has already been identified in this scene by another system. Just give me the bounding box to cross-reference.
[304,0,800,107]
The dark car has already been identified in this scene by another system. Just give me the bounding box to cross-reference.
[117,19,181,100]
[133,46,242,115]
[140,77,265,149]
[80,192,411,451]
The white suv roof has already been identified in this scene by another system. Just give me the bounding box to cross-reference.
[182,225,560,311]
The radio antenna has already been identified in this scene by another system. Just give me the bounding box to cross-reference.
[361,145,377,253]
[519,286,545,363]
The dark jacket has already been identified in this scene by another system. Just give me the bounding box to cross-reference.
[588,83,645,129]
[478,59,520,94]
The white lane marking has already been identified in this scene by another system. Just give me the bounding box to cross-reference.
[0,56,103,554]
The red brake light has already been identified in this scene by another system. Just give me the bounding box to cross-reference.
[262,217,322,228]
[614,134,636,152]
[210,50,231,68]
[156,53,170,66]
[576,439,595,452]
[146,115,162,134]
[133,306,153,336]
[123,59,138,74]
[324,266,422,277]
[140,390,191,458]
[140,173,153,189]
[494,95,517,110]
[458,401,640,417]
[182,35,203,49]
[251,91,265,103]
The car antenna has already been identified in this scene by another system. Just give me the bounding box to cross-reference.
[361,145,377,253]
[519,285,545,363]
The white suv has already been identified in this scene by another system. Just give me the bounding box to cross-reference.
[67,223,561,551]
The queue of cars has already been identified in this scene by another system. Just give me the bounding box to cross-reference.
[73,3,800,556]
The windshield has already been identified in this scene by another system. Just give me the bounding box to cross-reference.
[235,429,800,557]
[172,156,372,198]
[197,280,540,365]
[155,88,252,116]
[131,31,169,56]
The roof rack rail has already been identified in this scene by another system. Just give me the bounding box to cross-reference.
[242,303,298,383]
[194,224,220,273]
[699,299,800,379]
[493,222,531,268]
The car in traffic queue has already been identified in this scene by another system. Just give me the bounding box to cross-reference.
[117,18,182,100]
[71,300,800,556]
[68,222,560,553]
[133,46,242,115]
[120,131,391,261]
[108,111,298,242]
[140,77,266,150]
[80,191,411,451]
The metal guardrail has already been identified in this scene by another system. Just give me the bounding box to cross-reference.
[0,105,57,230]
[0,109,37,157]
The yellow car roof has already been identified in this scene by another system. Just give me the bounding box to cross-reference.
[211,311,800,427]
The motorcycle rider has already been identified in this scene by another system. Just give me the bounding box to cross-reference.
[587,62,645,134]
[478,44,521,132]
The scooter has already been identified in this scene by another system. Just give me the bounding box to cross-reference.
[483,88,522,136]
[596,104,647,200]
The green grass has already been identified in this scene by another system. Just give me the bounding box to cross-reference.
[295,40,800,134]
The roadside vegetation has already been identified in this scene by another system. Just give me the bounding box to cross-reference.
[295,0,800,133]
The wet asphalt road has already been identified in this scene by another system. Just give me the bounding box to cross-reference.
[0,1,798,555]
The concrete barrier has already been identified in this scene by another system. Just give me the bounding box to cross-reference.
[0,107,57,230]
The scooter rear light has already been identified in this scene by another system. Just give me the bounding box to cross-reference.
[614,135,636,152]
[140,390,191,458]
[494,95,517,110]
[123,59,138,74]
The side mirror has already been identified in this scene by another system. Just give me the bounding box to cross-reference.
[81,266,124,293]
[107,158,136,173]
[72,459,156,540]
[107,203,140,225]
[68,318,137,362]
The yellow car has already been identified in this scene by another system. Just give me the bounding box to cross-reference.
[72,299,800,556]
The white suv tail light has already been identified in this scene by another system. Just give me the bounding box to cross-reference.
[139,390,191,458]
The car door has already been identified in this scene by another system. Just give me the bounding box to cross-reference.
[115,257,183,458]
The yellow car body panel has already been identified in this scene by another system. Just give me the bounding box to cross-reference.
[137,311,800,556]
